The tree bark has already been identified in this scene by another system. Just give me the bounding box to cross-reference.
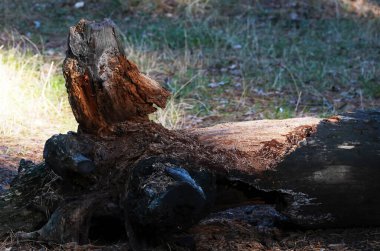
[0,19,379,248]
[1,111,379,245]
[63,19,170,135]
[189,111,380,228]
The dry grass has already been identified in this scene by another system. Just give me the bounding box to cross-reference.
[339,0,380,17]
[0,43,76,140]
[0,0,379,140]
[118,0,211,16]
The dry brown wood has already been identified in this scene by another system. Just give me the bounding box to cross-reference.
[189,117,322,172]
[190,112,380,228]
[1,111,380,247]
[63,19,170,135]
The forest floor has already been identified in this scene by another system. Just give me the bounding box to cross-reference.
[1,0,380,250]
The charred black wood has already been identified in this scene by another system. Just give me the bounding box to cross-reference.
[43,133,96,178]
[124,157,214,240]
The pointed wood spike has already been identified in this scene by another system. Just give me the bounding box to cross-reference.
[63,19,171,135]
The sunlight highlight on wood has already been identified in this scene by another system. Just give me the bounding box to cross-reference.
[63,19,170,135]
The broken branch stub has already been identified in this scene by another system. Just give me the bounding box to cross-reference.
[63,19,170,135]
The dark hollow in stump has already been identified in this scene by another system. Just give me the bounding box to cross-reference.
[0,19,379,249]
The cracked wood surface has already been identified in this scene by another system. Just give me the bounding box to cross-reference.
[189,117,321,172]
[191,111,380,228]
[63,19,170,135]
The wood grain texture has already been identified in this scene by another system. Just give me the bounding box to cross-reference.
[191,111,380,228]
[189,117,321,172]
[63,19,170,135]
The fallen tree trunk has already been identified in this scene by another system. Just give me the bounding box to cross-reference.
[189,112,380,228]
[0,19,379,249]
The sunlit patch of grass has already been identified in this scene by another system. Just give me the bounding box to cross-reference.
[117,0,211,17]
[170,0,211,17]
[339,0,380,17]
[0,46,76,139]
[151,98,187,129]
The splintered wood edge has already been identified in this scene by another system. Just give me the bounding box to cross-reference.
[64,19,170,135]
[188,117,323,172]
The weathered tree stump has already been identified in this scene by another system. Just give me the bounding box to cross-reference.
[0,19,379,249]
[63,19,170,135]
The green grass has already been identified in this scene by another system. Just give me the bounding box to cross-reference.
[0,0,379,135]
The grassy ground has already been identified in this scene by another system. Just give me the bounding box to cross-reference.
[1,0,380,135]
[0,1,380,249]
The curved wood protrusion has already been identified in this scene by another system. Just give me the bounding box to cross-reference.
[63,19,170,135]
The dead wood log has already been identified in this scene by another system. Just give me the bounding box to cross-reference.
[189,111,380,228]
[1,111,378,246]
[0,19,379,249]
[0,160,62,236]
